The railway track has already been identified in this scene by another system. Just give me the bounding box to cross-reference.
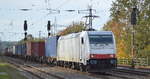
[113,67,150,76]
[24,65,64,79]
[9,62,45,79]
[101,68,150,79]
[6,57,65,79]
[89,66,150,79]
[4,56,150,79]
[89,72,135,79]
[90,70,148,79]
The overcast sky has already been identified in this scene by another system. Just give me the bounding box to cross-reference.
[0,0,114,41]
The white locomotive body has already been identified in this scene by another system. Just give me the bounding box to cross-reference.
[57,31,117,72]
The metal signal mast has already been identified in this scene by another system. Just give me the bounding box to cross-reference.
[78,5,99,31]
[131,6,138,68]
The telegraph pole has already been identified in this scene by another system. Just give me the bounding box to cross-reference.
[54,17,57,35]
[131,7,137,68]
[39,31,41,39]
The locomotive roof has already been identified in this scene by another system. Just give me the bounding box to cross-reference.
[87,31,113,35]
[59,31,113,40]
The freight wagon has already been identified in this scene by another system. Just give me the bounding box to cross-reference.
[26,41,45,62]
[57,31,117,72]
[15,44,22,56]
[12,46,15,56]
[4,47,13,56]
[13,43,27,59]
[45,36,59,64]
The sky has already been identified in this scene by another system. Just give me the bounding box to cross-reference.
[0,0,115,41]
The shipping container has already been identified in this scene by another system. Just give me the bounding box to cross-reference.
[27,41,45,57]
[15,45,18,55]
[21,43,27,55]
[32,42,39,56]
[4,47,13,56]
[12,45,16,55]
[15,44,22,55]
[37,42,45,56]
[45,36,58,58]
[27,42,32,56]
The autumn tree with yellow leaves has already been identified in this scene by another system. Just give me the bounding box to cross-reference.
[103,0,150,59]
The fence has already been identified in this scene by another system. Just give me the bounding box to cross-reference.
[118,57,149,66]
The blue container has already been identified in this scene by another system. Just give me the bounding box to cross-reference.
[45,36,58,58]
[15,43,27,56]
[21,43,27,55]
[18,44,22,55]
[15,44,21,55]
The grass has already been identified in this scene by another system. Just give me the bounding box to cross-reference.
[0,75,9,79]
[0,56,28,79]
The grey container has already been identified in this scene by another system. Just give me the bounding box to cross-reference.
[45,36,58,58]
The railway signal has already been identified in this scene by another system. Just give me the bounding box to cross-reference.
[131,7,138,68]
[131,7,137,25]
[47,20,51,37]
[24,20,28,40]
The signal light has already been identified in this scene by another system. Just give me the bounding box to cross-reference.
[131,7,137,25]
[47,21,51,31]
[24,20,27,31]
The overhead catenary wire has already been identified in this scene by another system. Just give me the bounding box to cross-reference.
[0,0,114,41]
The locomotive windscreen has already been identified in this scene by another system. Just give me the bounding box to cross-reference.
[89,35,113,44]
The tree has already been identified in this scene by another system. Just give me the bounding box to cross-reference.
[58,22,86,36]
[103,0,150,58]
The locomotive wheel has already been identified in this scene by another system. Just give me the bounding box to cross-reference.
[79,65,85,72]
[71,63,75,69]
[79,66,83,72]
[85,65,89,72]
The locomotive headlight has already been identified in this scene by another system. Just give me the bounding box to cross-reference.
[91,55,94,58]
[110,54,114,58]
[90,54,94,58]
[110,54,115,58]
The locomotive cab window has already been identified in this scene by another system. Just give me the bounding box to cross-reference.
[89,35,113,44]
[81,37,84,44]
